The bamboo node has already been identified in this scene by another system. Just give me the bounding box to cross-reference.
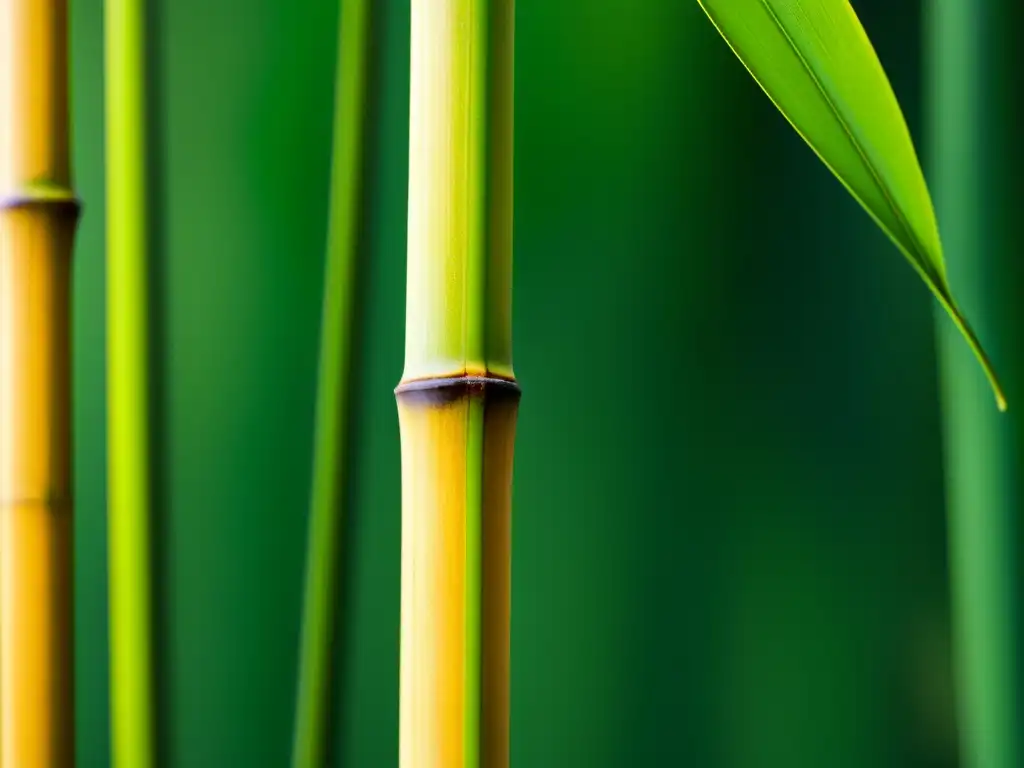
[0,183,81,214]
[0,497,72,512]
[395,374,521,406]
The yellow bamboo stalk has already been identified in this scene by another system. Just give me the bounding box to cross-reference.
[398,3,516,767]
[397,382,518,768]
[0,0,80,765]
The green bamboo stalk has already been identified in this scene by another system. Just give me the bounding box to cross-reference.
[290,0,369,765]
[105,0,155,762]
[926,2,1023,766]
[396,3,517,767]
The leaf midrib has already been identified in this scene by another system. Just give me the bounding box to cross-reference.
[756,0,946,290]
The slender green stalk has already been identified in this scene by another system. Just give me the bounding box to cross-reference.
[106,0,155,764]
[290,1,369,765]
[397,3,516,767]
[927,3,1023,766]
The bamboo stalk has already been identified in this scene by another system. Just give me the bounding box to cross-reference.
[0,0,80,764]
[105,0,155,763]
[397,3,516,767]
[290,0,369,766]
[926,2,1023,766]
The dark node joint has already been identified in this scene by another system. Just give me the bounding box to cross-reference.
[0,193,82,216]
[395,375,521,406]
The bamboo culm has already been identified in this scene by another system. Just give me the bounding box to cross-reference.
[0,0,80,764]
[398,3,517,767]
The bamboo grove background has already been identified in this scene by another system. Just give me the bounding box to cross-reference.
[63,0,1019,766]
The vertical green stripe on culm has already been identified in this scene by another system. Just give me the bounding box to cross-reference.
[463,394,486,768]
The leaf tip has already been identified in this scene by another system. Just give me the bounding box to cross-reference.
[969,339,1007,414]
[935,291,1007,414]
[974,350,1007,413]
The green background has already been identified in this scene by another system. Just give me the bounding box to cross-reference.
[67,1,991,765]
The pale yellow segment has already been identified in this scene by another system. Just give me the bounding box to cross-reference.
[397,391,518,768]
[0,1,77,762]
[0,501,74,768]
[398,397,470,768]
[0,0,71,190]
[0,208,76,768]
[0,210,73,500]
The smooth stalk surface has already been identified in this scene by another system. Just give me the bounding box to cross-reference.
[398,3,516,767]
[927,2,1023,766]
[106,0,155,764]
[0,0,80,764]
[290,1,369,765]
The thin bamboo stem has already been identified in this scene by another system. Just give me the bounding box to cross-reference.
[927,2,1023,766]
[290,1,369,765]
[105,0,155,763]
[398,3,516,767]
[0,0,80,764]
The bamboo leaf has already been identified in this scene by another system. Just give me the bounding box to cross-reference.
[697,0,1006,411]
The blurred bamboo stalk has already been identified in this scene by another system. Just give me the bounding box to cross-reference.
[105,0,155,763]
[397,3,517,767]
[927,2,1023,766]
[290,0,369,765]
[0,0,80,764]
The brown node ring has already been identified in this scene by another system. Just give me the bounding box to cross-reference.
[395,375,521,407]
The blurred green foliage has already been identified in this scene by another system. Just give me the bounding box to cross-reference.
[70,1,964,765]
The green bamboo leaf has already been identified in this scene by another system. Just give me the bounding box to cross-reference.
[697,0,1006,411]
